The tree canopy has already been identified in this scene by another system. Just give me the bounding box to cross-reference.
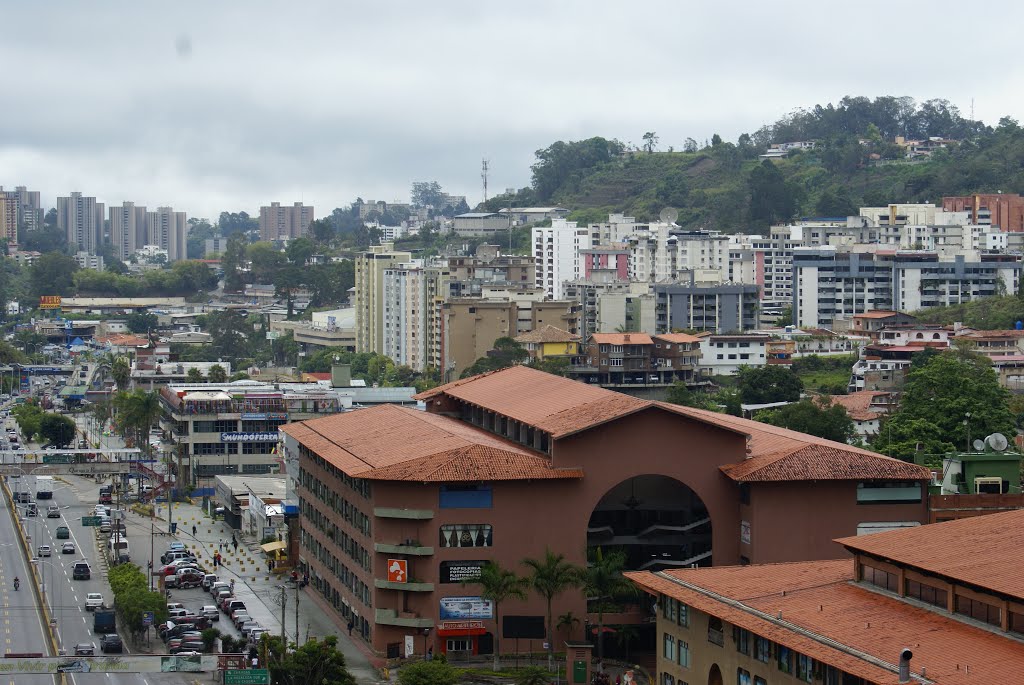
[736,365,804,405]
[755,398,855,444]
[871,349,1015,460]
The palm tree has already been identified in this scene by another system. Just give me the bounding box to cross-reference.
[613,623,639,662]
[208,364,228,383]
[114,390,162,460]
[466,561,528,671]
[111,356,131,391]
[522,548,582,671]
[582,548,636,661]
[556,611,580,642]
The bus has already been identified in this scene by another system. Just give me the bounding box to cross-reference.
[36,476,54,499]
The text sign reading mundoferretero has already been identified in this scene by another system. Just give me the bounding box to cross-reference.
[219,432,279,443]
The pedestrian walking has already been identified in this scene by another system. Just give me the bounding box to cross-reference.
[347,618,354,635]
[251,656,258,669]
[192,524,197,536]
[220,539,225,551]
[232,538,238,552]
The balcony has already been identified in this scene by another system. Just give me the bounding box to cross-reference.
[374,579,435,592]
[374,542,434,556]
[373,507,434,520]
[374,608,434,628]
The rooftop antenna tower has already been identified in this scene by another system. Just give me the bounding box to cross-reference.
[481,158,489,203]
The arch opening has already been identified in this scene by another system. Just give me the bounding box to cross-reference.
[587,474,713,571]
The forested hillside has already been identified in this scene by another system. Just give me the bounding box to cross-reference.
[479,96,1024,231]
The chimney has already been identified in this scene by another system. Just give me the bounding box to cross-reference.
[330,363,352,388]
[898,648,913,684]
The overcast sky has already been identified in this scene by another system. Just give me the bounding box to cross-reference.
[2,0,1021,220]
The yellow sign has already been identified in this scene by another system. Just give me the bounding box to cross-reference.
[39,296,62,310]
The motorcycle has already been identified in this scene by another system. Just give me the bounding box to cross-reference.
[13,578,19,591]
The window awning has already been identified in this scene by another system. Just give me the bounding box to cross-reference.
[260,541,287,552]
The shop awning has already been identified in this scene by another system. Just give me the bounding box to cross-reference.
[260,541,287,553]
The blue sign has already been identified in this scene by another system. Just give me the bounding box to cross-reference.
[142,611,154,626]
[241,413,267,420]
[220,432,279,443]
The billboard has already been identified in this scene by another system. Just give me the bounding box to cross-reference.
[439,560,485,584]
[220,432,279,443]
[0,655,219,674]
[39,296,62,310]
[439,596,493,620]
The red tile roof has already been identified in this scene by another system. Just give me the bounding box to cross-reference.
[836,508,1024,600]
[658,404,929,482]
[281,404,583,482]
[419,367,927,483]
[628,560,1024,685]
[652,333,702,344]
[416,366,653,439]
[589,333,654,345]
[514,325,581,344]
[816,391,889,421]
[854,310,903,319]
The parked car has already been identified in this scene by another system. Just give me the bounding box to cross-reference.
[209,582,231,597]
[73,643,95,656]
[85,593,105,611]
[166,602,184,612]
[248,628,267,645]
[62,542,76,554]
[222,598,245,613]
[99,634,123,653]
[214,591,232,607]
[239,621,261,638]
[201,605,219,622]
[231,613,251,629]
[201,573,218,590]
[169,640,205,654]
[167,608,188,619]
[167,569,204,589]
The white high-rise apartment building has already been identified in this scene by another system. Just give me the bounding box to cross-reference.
[57,192,104,254]
[0,186,42,237]
[533,219,592,299]
[110,202,148,260]
[355,243,413,354]
[381,260,450,371]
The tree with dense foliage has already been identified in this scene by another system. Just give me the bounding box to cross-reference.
[465,561,529,670]
[12,403,44,442]
[186,367,204,383]
[206,310,252,360]
[111,356,131,391]
[755,398,855,443]
[108,564,167,643]
[748,159,798,227]
[522,548,582,671]
[582,548,636,661]
[221,232,248,292]
[30,252,78,297]
[531,137,625,202]
[207,364,228,383]
[665,382,719,411]
[217,211,258,236]
[397,660,459,685]
[736,365,803,404]
[260,634,355,685]
[39,413,77,448]
[114,390,162,457]
[872,349,1015,460]
[125,312,158,334]
[460,337,528,378]
[411,181,446,208]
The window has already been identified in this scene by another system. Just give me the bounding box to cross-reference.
[755,636,771,663]
[737,669,751,685]
[439,524,492,548]
[905,579,948,608]
[861,564,899,593]
[955,594,1001,627]
[677,639,690,668]
[754,678,766,685]
[677,602,689,627]
[707,617,724,646]
[446,638,471,652]
[663,633,675,661]
[734,627,750,655]
[797,654,814,682]
[661,674,675,685]
[662,597,677,623]
[777,645,793,674]
[856,481,922,504]
[439,484,492,509]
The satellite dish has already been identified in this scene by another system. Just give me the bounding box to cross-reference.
[985,433,1009,452]
[972,439,985,452]
[659,207,679,224]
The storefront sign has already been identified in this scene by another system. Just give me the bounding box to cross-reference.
[387,559,408,582]
[439,560,486,584]
[219,432,279,443]
[241,413,266,420]
[440,621,484,631]
[439,596,493,620]
[39,296,62,310]
[267,412,288,420]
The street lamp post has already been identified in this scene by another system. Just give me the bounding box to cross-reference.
[31,557,64,654]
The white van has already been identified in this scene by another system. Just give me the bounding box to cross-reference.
[107,538,130,563]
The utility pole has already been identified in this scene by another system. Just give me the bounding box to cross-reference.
[294,580,300,647]
[149,519,155,591]
[279,585,287,648]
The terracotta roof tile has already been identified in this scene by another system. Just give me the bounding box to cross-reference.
[815,392,888,421]
[657,404,929,482]
[854,310,904,319]
[629,561,1024,685]
[281,404,582,482]
[836,508,1024,600]
[416,366,651,438]
[589,333,654,346]
[514,325,581,344]
[652,333,702,344]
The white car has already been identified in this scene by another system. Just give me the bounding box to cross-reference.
[85,593,104,611]
[37,545,52,557]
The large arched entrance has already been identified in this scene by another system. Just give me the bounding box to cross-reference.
[587,475,713,571]
[708,664,723,685]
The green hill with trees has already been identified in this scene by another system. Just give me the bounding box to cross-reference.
[478,95,1024,232]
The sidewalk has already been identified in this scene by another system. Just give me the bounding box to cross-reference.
[141,498,388,684]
